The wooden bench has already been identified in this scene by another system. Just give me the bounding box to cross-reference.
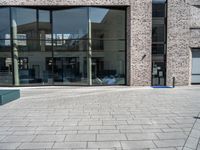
[0,90,20,105]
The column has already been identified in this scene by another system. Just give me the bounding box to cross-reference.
[12,18,19,86]
[87,18,92,85]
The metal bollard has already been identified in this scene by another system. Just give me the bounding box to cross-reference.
[172,77,175,88]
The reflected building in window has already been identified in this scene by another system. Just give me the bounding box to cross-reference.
[0,7,126,86]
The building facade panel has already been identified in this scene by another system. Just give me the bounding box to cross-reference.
[129,0,152,86]
[0,0,130,6]
[167,0,191,86]
[186,0,200,6]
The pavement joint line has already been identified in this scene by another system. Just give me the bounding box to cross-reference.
[196,137,200,150]
[182,112,200,150]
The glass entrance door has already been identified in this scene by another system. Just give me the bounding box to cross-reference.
[152,61,166,86]
[53,57,86,85]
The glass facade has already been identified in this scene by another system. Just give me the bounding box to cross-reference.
[0,8,13,85]
[90,8,126,85]
[0,7,126,86]
[152,0,167,86]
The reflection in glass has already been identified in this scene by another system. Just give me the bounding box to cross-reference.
[0,40,11,51]
[53,40,88,51]
[0,57,13,85]
[90,7,126,85]
[53,8,88,40]
[0,8,10,39]
[17,50,53,85]
[0,8,13,85]
[152,61,165,86]
[39,10,52,51]
[152,24,165,42]
[91,40,126,85]
[52,8,88,85]
[53,57,87,85]
[152,4,166,17]
[11,8,37,39]
[152,44,165,55]
[90,8,125,39]
[0,7,126,86]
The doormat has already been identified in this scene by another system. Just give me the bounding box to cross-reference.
[151,86,174,88]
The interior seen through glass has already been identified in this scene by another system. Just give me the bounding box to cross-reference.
[0,7,126,86]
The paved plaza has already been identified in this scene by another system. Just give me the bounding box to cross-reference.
[0,86,200,150]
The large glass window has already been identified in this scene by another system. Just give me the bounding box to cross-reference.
[0,6,126,86]
[52,8,88,85]
[90,8,126,85]
[11,8,52,85]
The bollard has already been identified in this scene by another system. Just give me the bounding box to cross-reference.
[172,77,175,88]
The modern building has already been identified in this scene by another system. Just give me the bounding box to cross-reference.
[0,0,199,86]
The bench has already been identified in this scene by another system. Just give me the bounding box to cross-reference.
[0,90,20,105]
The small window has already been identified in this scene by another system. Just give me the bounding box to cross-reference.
[152,24,165,42]
[152,44,165,55]
[153,4,166,17]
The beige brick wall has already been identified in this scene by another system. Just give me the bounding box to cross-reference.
[167,0,191,86]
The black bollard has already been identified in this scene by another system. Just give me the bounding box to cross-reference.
[172,77,175,88]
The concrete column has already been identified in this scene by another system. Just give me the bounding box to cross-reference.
[12,19,19,86]
[87,18,92,85]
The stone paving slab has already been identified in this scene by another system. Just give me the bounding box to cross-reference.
[183,113,200,150]
[0,86,200,150]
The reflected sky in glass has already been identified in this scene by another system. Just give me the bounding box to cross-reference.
[90,8,109,23]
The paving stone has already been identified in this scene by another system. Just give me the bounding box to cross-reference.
[182,147,194,150]
[1,135,35,142]
[34,130,57,135]
[126,133,158,140]
[99,130,120,134]
[0,142,21,149]
[189,129,200,138]
[97,134,127,141]
[88,141,121,149]
[121,141,156,149]
[65,134,95,141]
[12,131,36,135]
[53,142,87,149]
[90,126,116,130]
[184,137,199,149]
[156,132,188,140]
[0,136,5,141]
[18,142,54,149]
[33,135,65,142]
[78,130,98,134]
[153,139,185,148]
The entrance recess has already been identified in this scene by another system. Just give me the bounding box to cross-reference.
[192,49,200,84]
